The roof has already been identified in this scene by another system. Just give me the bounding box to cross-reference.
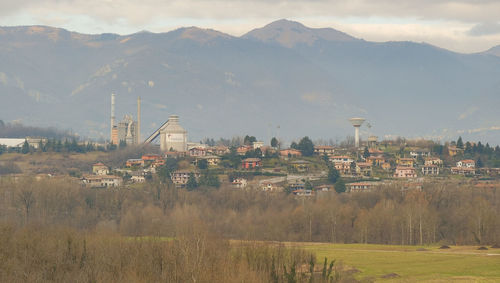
[93,163,106,167]
[399,158,414,161]
[460,159,475,163]
[314,145,335,149]
[348,182,375,186]
[330,155,352,159]
[0,138,25,147]
[243,158,262,162]
[395,166,416,170]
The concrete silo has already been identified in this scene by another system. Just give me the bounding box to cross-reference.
[160,115,187,152]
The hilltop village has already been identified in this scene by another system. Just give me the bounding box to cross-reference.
[1,116,499,195]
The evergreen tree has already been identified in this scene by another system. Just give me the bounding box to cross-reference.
[290,141,298,149]
[465,142,472,154]
[21,140,30,154]
[334,178,346,193]
[298,136,314,156]
[186,173,198,190]
[363,147,370,159]
[243,135,257,145]
[456,136,464,149]
[476,157,484,168]
[271,137,278,148]
[328,166,340,184]
[197,159,208,170]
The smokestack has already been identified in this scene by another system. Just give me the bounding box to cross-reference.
[137,96,141,144]
[111,93,115,142]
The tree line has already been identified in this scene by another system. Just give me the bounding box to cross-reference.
[1,177,499,246]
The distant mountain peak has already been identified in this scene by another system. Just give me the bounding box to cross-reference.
[175,26,233,43]
[243,19,358,47]
[483,45,500,57]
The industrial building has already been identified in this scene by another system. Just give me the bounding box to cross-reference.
[110,94,141,146]
[159,115,188,152]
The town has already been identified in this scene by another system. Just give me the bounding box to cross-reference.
[1,113,499,195]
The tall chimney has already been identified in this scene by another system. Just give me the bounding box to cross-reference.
[111,93,115,142]
[137,96,141,144]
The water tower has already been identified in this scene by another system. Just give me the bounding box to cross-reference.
[349,118,365,148]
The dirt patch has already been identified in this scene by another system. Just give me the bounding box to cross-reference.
[477,246,488,250]
[439,245,451,249]
[381,273,400,279]
[416,248,429,251]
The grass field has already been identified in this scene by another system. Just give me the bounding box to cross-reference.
[295,243,500,282]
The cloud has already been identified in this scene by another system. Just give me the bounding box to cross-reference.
[467,22,500,36]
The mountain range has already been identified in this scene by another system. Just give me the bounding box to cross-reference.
[1,19,500,144]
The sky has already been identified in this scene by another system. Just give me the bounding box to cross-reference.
[1,0,500,53]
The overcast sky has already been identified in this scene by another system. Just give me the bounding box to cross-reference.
[1,0,500,53]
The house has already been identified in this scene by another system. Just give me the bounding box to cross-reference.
[130,171,146,183]
[289,181,305,191]
[253,141,264,149]
[367,155,386,166]
[237,146,252,155]
[421,165,439,175]
[164,151,187,159]
[189,147,207,157]
[197,155,221,166]
[314,146,335,156]
[381,162,391,171]
[424,157,443,166]
[329,155,354,164]
[334,162,352,176]
[290,160,311,172]
[292,189,313,197]
[409,149,431,159]
[347,182,375,192]
[280,149,302,158]
[457,159,475,168]
[242,158,262,169]
[368,148,384,155]
[81,175,122,188]
[356,162,372,177]
[170,170,201,187]
[208,146,230,156]
[315,184,334,192]
[394,166,417,178]
[141,154,163,162]
[126,159,144,167]
[232,178,248,189]
[397,158,414,167]
[451,167,475,175]
[142,154,165,167]
[261,182,283,192]
[92,163,109,176]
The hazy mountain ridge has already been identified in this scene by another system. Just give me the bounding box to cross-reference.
[1,20,500,143]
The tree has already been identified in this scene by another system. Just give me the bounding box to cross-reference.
[199,172,220,188]
[465,142,472,154]
[271,137,278,148]
[197,159,208,170]
[456,136,464,149]
[21,140,30,154]
[476,157,484,168]
[328,166,340,184]
[186,173,198,190]
[334,179,346,193]
[243,135,256,146]
[363,147,370,159]
[298,136,314,156]
[290,142,298,149]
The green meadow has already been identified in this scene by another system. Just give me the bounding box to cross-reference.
[298,243,500,282]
